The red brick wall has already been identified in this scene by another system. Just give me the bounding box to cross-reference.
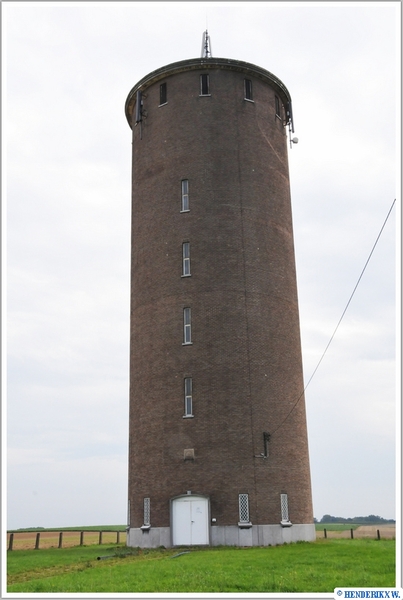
[128,61,313,529]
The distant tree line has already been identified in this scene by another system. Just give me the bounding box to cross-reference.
[318,514,395,524]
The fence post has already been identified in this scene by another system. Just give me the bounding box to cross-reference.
[8,533,14,551]
[350,528,354,539]
[116,531,120,544]
[99,531,103,545]
[35,532,41,549]
[80,531,84,546]
[377,529,381,540]
[324,528,327,539]
[58,532,63,548]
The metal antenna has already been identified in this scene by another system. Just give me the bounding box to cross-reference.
[201,30,212,58]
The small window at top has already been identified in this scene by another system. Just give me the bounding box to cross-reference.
[200,74,210,96]
[160,83,167,105]
[244,79,253,101]
[181,179,189,212]
[275,95,281,118]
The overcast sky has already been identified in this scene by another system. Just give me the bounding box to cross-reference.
[3,1,400,530]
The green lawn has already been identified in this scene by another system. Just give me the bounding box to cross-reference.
[7,539,396,593]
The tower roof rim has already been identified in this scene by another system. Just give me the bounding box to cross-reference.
[125,57,292,128]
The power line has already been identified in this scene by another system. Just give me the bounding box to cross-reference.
[271,198,396,436]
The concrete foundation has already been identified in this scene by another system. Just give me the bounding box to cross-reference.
[127,523,316,548]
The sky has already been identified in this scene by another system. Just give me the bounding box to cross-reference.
[3,2,400,530]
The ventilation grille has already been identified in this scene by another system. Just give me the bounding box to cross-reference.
[143,497,151,526]
[238,493,250,523]
[280,493,289,522]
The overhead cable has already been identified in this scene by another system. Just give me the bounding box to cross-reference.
[271,198,396,436]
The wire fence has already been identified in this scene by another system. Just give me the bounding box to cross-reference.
[7,525,395,551]
[7,529,125,551]
[317,525,395,540]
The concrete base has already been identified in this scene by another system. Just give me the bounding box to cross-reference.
[127,526,171,548]
[127,523,316,548]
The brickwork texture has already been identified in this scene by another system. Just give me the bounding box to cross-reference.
[126,58,314,538]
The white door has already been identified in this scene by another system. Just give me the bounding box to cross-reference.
[172,496,209,545]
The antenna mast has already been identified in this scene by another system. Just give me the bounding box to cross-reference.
[201,30,212,58]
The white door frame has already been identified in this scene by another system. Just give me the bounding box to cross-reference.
[170,494,210,546]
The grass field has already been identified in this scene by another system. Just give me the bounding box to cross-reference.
[7,539,396,593]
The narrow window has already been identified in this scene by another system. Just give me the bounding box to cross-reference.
[159,83,167,105]
[275,95,281,118]
[238,493,250,524]
[280,493,291,525]
[263,431,270,457]
[143,497,150,527]
[135,90,142,124]
[182,242,191,276]
[181,179,189,212]
[183,308,192,344]
[184,377,193,416]
[200,74,210,96]
[244,79,253,101]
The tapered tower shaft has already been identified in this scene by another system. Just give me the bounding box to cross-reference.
[126,56,314,548]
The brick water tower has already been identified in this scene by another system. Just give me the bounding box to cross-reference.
[125,34,315,547]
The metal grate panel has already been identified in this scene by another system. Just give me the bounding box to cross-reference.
[280,493,289,522]
[238,493,250,523]
[143,497,151,526]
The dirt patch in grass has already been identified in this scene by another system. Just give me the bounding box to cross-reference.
[354,525,395,538]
